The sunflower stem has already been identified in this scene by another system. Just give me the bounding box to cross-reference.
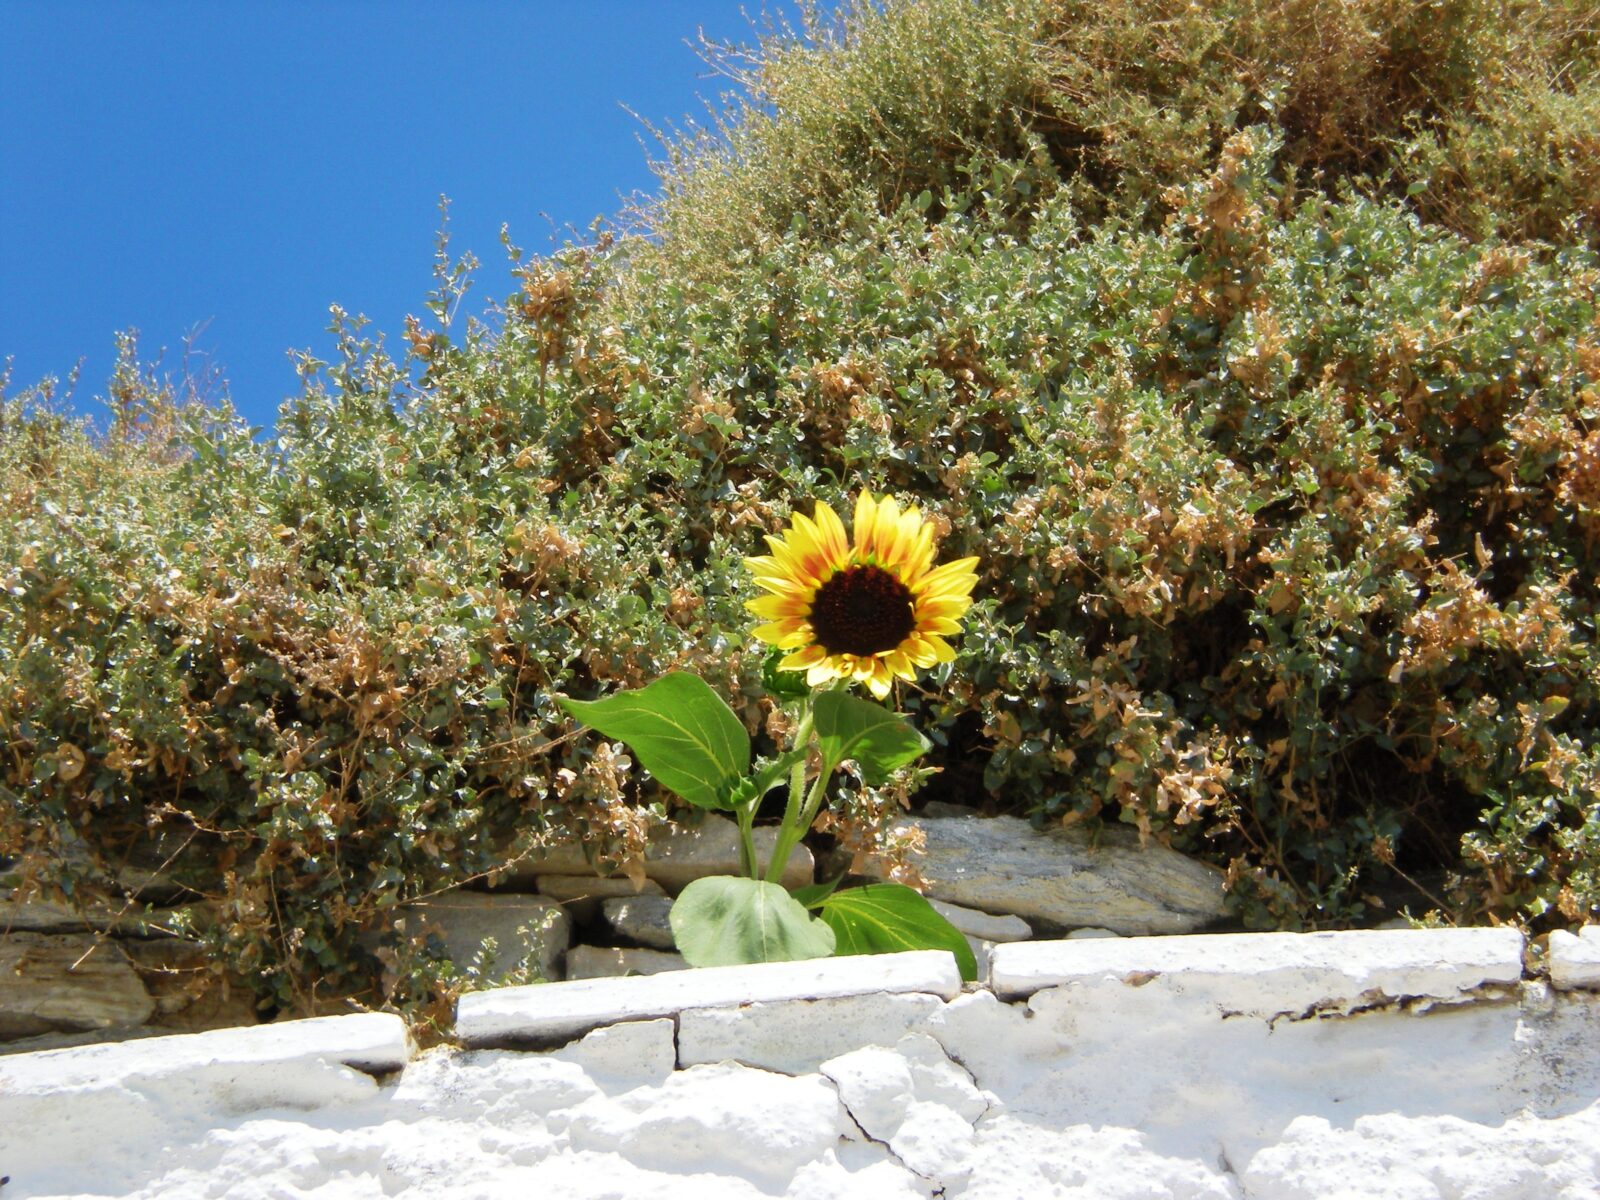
[765,703,815,884]
[735,798,758,879]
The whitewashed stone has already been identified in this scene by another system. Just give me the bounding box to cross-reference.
[857,812,1227,934]
[369,892,570,982]
[823,1044,915,1136]
[600,894,676,950]
[564,1062,849,1192]
[0,933,155,1038]
[1548,926,1600,991]
[678,991,944,1074]
[0,1011,410,1092]
[990,927,1525,1015]
[457,950,963,1046]
[553,1017,678,1088]
[565,945,688,979]
[531,874,665,921]
[927,898,1031,942]
[495,813,813,891]
[822,1033,987,1182]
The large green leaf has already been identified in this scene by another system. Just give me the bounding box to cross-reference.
[818,883,977,981]
[558,673,749,810]
[812,690,929,785]
[670,876,837,967]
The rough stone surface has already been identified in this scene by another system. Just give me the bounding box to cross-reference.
[926,898,1031,943]
[564,945,688,980]
[367,892,570,983]
[822,1032,991,1182]
[457,950,963,1047]
[599,894,677,950]
[678,991,945,1074]
[122,938,261,1031]
[0,1011,410,1092]
[989,926,1526,1015]
[857,811,1228,934]
[0,898,170,937]
[495,813,814,892]
[0,933,155,1039]
[529,874,664,922]
[1549,926,1600,991]
[7,929,1600,1200]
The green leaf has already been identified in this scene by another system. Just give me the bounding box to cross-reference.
[558,673,749,810]
[812,690,929,785]
[761,646,811,702]
[726,748,805,813]
[670,876,837,967]
[789,872,847,910]
[817,883,977,981]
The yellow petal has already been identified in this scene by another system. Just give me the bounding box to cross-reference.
[753,622,814,649]
[807,662,841,687]
[813,500,849,565]
[747,594,808,619]
[865,663,893,699]
[913,556,979,597]
[853,491,881,560]
[779,645,828,670]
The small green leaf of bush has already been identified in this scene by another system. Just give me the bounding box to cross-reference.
[670,876,837,967]
[558,673,749,810]
[812,690,929,785]
[817,883,977,982]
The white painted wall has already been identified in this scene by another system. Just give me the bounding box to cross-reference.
[3,930,1598,1199]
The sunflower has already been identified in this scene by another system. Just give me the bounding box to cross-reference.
[745,492,978,699]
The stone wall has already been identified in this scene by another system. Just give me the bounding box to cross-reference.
[3,927,1598,1198]
[2,807,1229,1051]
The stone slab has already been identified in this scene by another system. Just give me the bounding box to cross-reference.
[366,893,570,983]
[678,991,945,1074]
[495,813,813,892]
[0,898,171,937]
[857,812,1227,935]
[990,927,1526,1015]
[600,894,677,950]
[0,933,155,1039]
[0,1011,411,1092]
[1549,926,1600,991]
[928,898,1032,943]
[565,945,688,979]
[456,949,963,1047]
[531,874,665,922]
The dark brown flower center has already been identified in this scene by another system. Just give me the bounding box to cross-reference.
[810,564,915,656]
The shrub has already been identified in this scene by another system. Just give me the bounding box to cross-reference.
[6,1,1600,1020]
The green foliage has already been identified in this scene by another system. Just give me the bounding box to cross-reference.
[638,0,1599,287]
[814,882,979,981]
[812,690,931,786]
[669,876,837,966]
[6,0,1600,1023]
[559,673,751,810]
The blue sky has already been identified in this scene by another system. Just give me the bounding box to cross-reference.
[1,1,771,431]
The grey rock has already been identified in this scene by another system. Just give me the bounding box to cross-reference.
[1066,927,1123,940]
[0,933,156,1040]
[492,813,813,893]
[0,898,171,938]
[367,893,571,984]
[532,875,666,923]
[857,813,1228,935]
[121,939,261,1032]
[600,895,678,951]
[928,898,1032,943]
[564,945,688,980]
